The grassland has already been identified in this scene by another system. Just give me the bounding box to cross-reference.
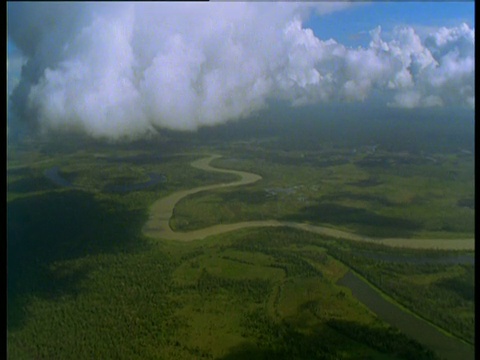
[171,145,474,240]
[7,113,474,360]
[326,239,475,345]
[7,211,445,360]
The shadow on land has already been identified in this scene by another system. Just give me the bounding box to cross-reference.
[218,319,437,360]
[7,172,60,193]
[220,189,270,205]
[7,189,149,331]
[336,271,474,360]
[284,202,422,238]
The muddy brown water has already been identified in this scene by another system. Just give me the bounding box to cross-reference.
[46,154,474,358]
[143,154,474,251]
[142,155,474,359]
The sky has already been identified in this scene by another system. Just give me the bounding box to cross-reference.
[7,2,475,140]
[305,2,475,47]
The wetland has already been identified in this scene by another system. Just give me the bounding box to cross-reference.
[7,110,474,359]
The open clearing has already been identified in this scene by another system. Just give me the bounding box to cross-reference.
[8,146,474,360]
[144,154,474,250]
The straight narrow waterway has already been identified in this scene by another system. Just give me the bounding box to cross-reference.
[144,154,475,359]
[337,271,474,360]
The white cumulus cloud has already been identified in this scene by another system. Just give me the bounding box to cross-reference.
[8,2,475,140]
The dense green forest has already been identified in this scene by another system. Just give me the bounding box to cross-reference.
[7,109,474,359]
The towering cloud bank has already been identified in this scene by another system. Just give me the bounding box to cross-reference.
[8,2,474,139]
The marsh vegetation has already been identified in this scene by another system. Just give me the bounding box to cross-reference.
[7,110,474,359]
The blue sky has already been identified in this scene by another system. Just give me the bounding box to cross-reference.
[7,2,475,138]
[305,1,475,47]
[8,1,475,79]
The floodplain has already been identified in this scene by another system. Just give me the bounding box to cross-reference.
[7,109,474,359]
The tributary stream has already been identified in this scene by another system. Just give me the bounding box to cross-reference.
[46,154,475,358]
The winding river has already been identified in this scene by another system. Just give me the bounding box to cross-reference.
[143,154,474,251]
[143,154,475,359]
